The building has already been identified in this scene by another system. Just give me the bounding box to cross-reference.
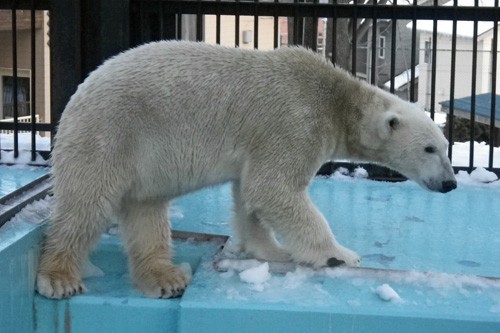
[414,0,499,111]
[0,10,50,130]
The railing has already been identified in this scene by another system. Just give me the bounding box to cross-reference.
[130,0,500,177]
[0,0,52,163]
[0,114,40,134]
[1,0,499,177]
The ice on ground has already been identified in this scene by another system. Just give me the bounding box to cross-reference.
[374,283,403,303]
[239,262,271,285]
[217,259,262,272]
[7,195,52,225]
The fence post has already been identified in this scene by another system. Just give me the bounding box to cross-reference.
[50,0,84,139]
[50,0,130,138]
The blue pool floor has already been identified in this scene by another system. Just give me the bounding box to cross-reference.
[0,165,48,198]
[32,176,500,332]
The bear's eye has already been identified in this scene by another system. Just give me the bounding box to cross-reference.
[425,146,437,153]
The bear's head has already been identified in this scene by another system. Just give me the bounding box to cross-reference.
[358,98,457,193]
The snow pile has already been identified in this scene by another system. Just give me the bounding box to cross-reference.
[238,262,271,291]
[352,166,369,179]
[332,166,368,180]
[374,283,403,303]
[0,133,50,165]
[470,167,498,183]
[455,168,499,186]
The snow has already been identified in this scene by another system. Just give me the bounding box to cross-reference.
[383,66,419,90]
[6,195,52,226]
[238,262,271,290]
[0,133,50,165]
[470,167,499,183]
[374,283,403,303]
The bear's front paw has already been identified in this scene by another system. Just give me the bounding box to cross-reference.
[327,245,361,268]
[37,271,87,299]
[133,263,190,299]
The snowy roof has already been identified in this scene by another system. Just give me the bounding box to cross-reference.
[407,0,496,38]
[384,66,419,90]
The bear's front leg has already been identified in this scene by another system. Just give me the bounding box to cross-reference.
[119,199,190,298]
[241,172,360,268]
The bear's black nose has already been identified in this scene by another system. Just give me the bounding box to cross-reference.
[441,180,457,193]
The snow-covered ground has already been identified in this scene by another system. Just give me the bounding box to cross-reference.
[0,133,50,165]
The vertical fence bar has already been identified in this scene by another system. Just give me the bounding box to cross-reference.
[293,0,299,45]
[410,0,417,102]
[469,0,479,172]
[448,0,458,161]
[274,0,279,49]
[235,0,240,46]
[254,0,259,49]
[489,0,498,170]
[158,1,164,40]
[196,0,203,42]
[31,0,37,161]
[177,5,183,40]
[430,0,438,120]
[370,1,377,85]
[312,0,319,52]
[216,0,221,44]
[139,0,144,42]
[331,0,338,64]
[389,0,397,94]
[11,2,19,158]
[351,0,358,76]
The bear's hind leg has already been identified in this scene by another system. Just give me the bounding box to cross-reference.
[119,199,189,298]
[231,182,290,262]
[37,197,113,299]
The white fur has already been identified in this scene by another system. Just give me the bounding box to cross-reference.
[37,41,456,299]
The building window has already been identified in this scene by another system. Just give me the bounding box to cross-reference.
[424,40,432,64]
[2,76,30,119]
[378,36,386,59]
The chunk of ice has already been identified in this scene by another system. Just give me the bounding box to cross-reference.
[374,283,402,303]
[239,262,271,285]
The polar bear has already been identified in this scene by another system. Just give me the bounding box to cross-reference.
[37,41,456,299]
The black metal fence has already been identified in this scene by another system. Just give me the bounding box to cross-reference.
[0,0,499,177]
[0,0,51,162]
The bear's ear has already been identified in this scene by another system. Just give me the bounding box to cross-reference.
[378,112,400,140]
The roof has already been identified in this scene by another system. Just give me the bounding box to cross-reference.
[407,0,497,38]
[439,93,500,121]
[384,66,419,90]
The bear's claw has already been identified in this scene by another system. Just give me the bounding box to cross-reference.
[37,272,87,299]
[327,257,346,267]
